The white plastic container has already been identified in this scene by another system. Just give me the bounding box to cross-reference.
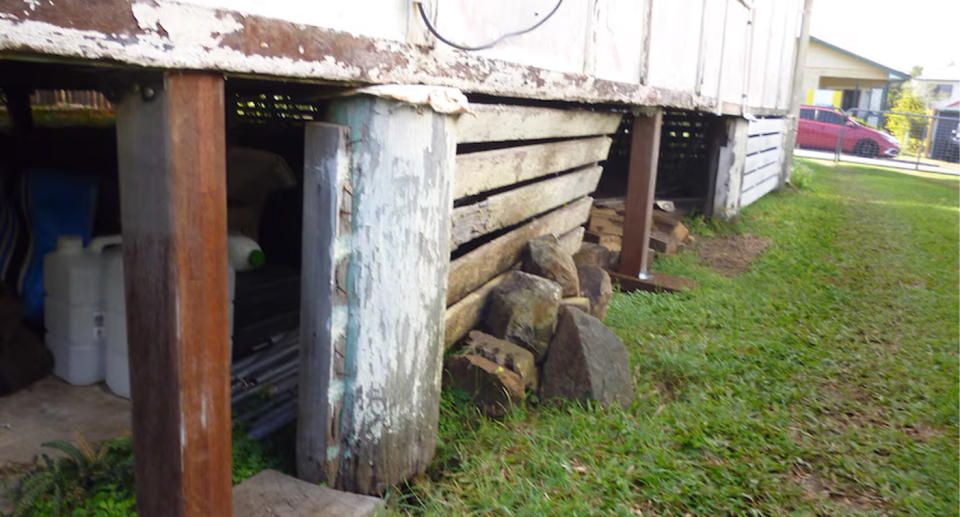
[43,235,120,385]
[228,233,265,272]
[103,249,235,399]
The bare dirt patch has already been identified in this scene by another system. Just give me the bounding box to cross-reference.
[791,466,888,512]
[695,234,771,276]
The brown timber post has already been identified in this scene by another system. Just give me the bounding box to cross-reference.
[115,72,232,517]
[619,109,663,278]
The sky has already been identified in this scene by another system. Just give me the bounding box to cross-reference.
[810,0,960,77]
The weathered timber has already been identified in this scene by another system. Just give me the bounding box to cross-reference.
[607,270,698,293]
[457,105,622,144]
[233,469,383,517]
[451,166,602,250]
[446,197,592,307]
[445,271,509,349]
[320,96,456,495]
[649,230,679,255]
[454,136,612,198]
[296,123,352,487]
[620,110,663,277]
[116,72,231,517]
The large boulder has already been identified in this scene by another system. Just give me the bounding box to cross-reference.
[444,354,525,417]
[465,330,538,390]
[484,271,561,362]
[523,235,580,297]
[541,306,634,408]
[577,265,613,321]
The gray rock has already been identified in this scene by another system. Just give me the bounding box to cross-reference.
[577,265,613,320]
[573,242,618,270]
[465,330,538,390]
[444,354,525,417]
[541,306,634,407]
[484,271,561,362]
[523,235,580,297]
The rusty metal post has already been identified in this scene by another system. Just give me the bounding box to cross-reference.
[115,72,232,517]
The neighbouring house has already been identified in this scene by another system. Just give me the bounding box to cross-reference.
[802,36,909,126]
[0,1,813,515]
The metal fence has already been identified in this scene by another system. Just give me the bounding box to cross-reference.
[793,105,959,175]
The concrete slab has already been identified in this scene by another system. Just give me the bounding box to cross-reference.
[233,469,383,517]
[0,376,131,467]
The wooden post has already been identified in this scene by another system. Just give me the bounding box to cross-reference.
[710,116,749,220]
[297,95,456,495]
[115,72,231,517]
[619,109,662,278]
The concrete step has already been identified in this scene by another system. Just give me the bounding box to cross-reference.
[233,469,383,517]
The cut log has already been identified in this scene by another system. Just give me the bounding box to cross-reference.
[457,104,622,144]
[446,197,592,306]
[455,136,612,198]
[445,272,509,349]
[451,166,602,250]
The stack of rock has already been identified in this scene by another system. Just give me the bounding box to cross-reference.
[444,234,634,416]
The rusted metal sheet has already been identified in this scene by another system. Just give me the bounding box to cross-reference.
[115,71,232,517]
[0,0,790,116]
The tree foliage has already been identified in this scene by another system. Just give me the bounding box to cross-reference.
[885,84,927,145]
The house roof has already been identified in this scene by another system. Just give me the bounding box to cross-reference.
[809,36,910,80]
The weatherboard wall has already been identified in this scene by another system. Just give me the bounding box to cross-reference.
[1,0,803,114]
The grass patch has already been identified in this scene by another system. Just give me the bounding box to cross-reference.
[394,159,959,515]
[6,426,294,516]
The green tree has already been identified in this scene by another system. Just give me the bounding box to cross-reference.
[885,84,928,155]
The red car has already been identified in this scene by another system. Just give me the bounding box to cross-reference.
[797,105,900,158]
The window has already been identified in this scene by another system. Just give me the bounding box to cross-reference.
[933,84,954,97]
[800,108,815,120]
[816,110,846,125]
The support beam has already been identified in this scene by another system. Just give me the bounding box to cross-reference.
[298,95,456,495]
[711,116,749,220]
[780,0,814,186]
[116,72,231,517]
[619,110,662,278]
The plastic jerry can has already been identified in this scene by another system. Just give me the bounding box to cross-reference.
[103,248,235,399]
[43,235,121,385]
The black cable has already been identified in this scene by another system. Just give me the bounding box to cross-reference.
[417,0,564,51]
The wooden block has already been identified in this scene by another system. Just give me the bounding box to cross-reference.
[588,218,624,237]
[456,104,622,143]
[451,166,602,250]
[593,197,626,212]
[447,197,592,306]
[598,235,622,253]
[649,230,678,255]
[607,270,697,293]
[233,469,383,517]
[652,218,689,243]
[454,136,612,198]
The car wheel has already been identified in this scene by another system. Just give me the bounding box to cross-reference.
[854,139,879,158]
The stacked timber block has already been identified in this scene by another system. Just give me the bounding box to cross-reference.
[443,104,633,415]
[586,197,693,257]
[445,236,633,416]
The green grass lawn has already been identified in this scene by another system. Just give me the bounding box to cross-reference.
[393,159,959,516]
